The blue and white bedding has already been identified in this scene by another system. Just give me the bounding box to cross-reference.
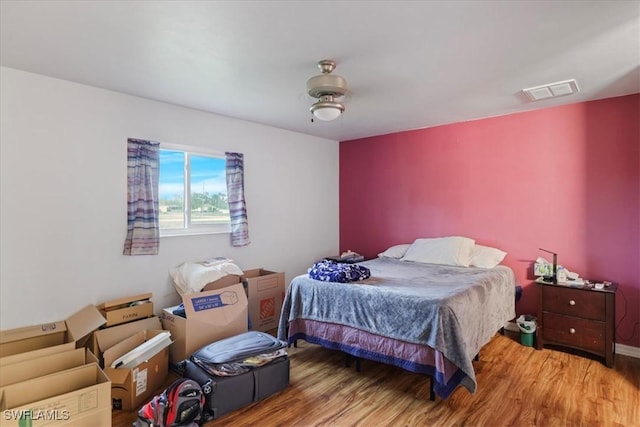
[308,259,371,283]
[277,257,515,399]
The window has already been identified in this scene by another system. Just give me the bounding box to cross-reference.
[159,145,230,235]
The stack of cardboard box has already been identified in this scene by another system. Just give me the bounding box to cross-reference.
[0,269,286,424]
[0,293,172,424]
[0,305,112,426]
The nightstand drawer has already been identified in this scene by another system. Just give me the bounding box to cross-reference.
[542,312,605,353]
[542,286,605,321]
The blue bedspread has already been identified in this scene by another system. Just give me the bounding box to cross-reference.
[278,257,515,397]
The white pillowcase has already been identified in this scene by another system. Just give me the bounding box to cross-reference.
[401,236,476,267]
[378,244,412,259]
[470,244,507,268]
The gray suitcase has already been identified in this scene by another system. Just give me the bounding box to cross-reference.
[181,331,290,420]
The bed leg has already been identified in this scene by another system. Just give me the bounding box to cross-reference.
[429,376,436,402]
[344,354,362,372]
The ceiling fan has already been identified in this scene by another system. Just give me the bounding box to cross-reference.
[306,60,348,122]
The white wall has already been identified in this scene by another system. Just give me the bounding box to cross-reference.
[0,67,339,329]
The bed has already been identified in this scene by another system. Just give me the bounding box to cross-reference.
[277,254,516,399]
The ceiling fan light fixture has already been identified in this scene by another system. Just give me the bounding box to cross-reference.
[307,59,348,121]
[310,95,345,121]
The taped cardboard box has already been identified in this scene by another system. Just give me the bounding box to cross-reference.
[0,363,111,426]
[97,293,153,327]
[161,281,248,364]
[242,269,285,332]
[0,305,105,365]
[102,329,171,411]
[0,348,98,388]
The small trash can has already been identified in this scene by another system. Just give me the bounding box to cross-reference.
[517,315,537,347]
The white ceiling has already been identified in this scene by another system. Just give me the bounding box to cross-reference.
[1,1,638,141]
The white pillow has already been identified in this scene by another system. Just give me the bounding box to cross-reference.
[378,244,412,259]
[401,236,475,267]
[470,244,507,268]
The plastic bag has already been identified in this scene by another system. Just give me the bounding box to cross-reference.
[517,315,537,333]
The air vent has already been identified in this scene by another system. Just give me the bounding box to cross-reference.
[522,79,579,101]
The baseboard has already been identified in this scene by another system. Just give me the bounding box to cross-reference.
[616,343,640,359]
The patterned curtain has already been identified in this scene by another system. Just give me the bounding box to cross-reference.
[123,138,160,255]
[225,152,250,247]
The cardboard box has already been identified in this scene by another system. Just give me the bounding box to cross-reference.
[91,317,169,410]
[102,329,170,411]
[202,274,242,292]
[97,293,153,327]
[242,269,285,332]
[161,281,249,364]
[0,305,105,365]
[0,348,98,388]
[90,316,162,365]
[0,363,111,426]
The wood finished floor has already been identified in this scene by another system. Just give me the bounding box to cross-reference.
[114,331,639,426]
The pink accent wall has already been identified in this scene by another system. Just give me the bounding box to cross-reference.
[340,94,639,347]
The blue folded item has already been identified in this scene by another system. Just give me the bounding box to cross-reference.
[173,303,186,318]
[308,260,371,283]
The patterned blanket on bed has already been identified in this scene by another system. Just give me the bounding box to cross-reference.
[308,260,371,283]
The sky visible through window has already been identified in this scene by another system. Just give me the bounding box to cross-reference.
[159,150,226,200]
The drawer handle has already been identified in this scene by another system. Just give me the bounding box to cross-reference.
[569,328,576,334]
[569,300,576,306]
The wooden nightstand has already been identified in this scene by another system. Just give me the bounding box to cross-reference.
[536,281,617,367]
